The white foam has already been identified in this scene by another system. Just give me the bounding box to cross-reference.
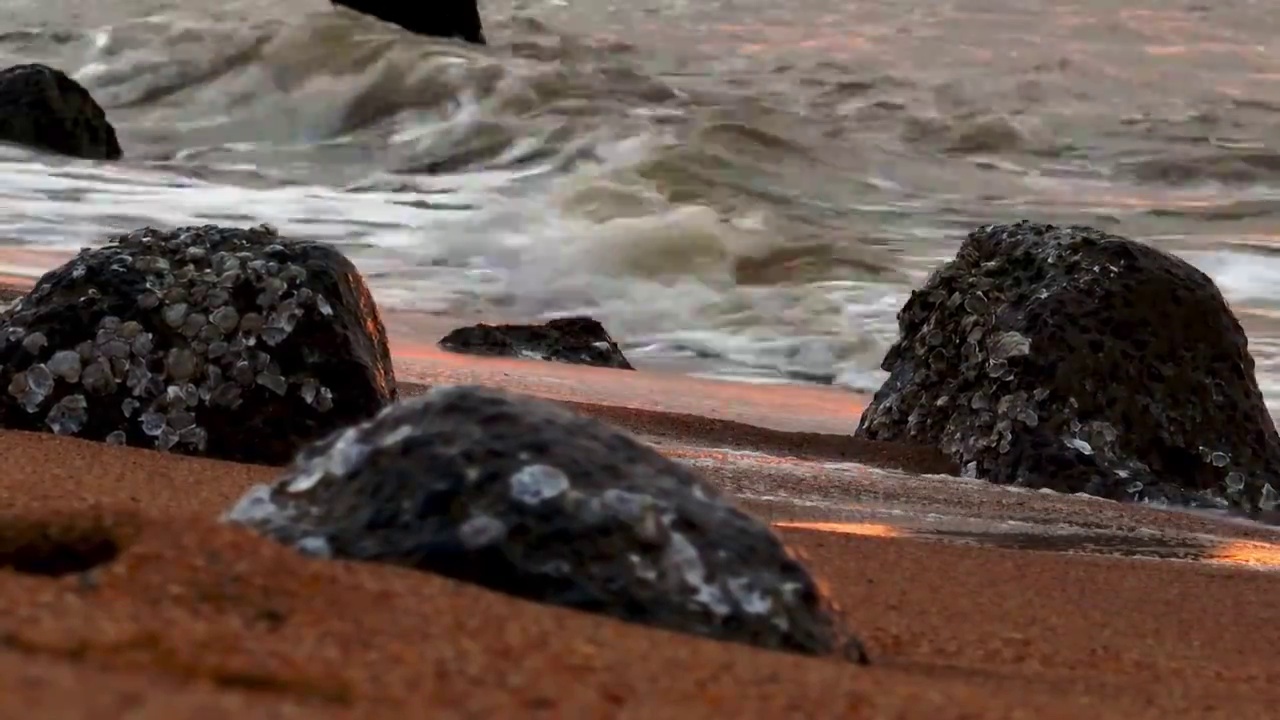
[1182,250,1280,308]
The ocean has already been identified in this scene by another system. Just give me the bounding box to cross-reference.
[3,0,1280,404]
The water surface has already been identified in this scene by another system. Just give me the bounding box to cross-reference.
[2,0,1279,401]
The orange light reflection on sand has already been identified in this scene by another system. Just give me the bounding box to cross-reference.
[774,521,905,538]
[1210,541,1280,569]
[776,523,1280,570]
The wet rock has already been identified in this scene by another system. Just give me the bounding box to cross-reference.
[856,221,1280,514]
[0,224,397,464]
[0,64,122,160]
[332,0,486,45]
[439,317,635,370]
[223,384,860,659]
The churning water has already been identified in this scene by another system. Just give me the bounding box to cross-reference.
[2,0,1280,402]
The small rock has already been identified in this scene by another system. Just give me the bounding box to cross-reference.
[439,317,634,370]
[332,0,487,45]
[223,384,856,658]
[0,63,122,160]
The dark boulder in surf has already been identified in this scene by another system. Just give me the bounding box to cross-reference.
[331,0,487,45]
[439,317,635,370]
[0,64,122,160]
[856,221,1280,514]
[224,384,864,660]
[0,224,397,465]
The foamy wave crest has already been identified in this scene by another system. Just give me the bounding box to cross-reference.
[0,9,909,388]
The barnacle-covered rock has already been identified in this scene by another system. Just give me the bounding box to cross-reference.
[0,63,122,160]
[224,384,860,659]
[0,224,397,464]
[438,317,634,370]
[856,221,1280,514]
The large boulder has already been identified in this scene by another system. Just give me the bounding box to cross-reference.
[0,224,397,464]
[224,384,862,659]
[0,64,122,160]
[855,221,1280,514]
[332,0,486,45]
[438,317,635,370]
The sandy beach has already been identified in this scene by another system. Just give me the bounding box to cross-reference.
[4,0,1280,712]
[5,277,1280,719]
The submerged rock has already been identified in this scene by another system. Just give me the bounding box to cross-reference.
[224,384,860,659]
[0,64,122,160]
[856,221,1280,513]
[439,317,635,370]
[332,0,486,45]
[0,224,397,464]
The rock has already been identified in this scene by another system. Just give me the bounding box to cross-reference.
[332,0,486,45]
[0,224,397,464]
[0,64,122,160]
[439,317,634,370]
[223,384,861,659]
[855,221,1280,514]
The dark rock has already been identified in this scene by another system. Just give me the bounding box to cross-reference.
[332,0,486,45]
[439,317,635,370]
[223,384,861,659]
[0,224,397,465]
[0,64,122,160]
[855,221,1280,514]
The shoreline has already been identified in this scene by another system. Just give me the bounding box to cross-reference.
[6,278,1280,717]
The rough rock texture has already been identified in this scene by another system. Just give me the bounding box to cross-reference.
[224,384,861,659]
[0,224,397,464]
[855,221,1280,514]
[439,317,634,370]
[332,0,486,45]
[0,64,122,160]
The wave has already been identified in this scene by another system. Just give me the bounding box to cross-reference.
[3,2,1280,391]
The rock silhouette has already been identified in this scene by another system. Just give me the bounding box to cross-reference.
[225,384,862,660]
[439,317,634,370]
[856,221,1280,514]
[332,0,487,45]
[0,224,397,464]
[0,64,122,160]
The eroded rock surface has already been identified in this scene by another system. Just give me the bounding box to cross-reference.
[0,224,397,464]
[439,317,634,370]
[224,384,860,659]
[856,221,1280,513]
[332,0,486,45]
[0,64,122,160]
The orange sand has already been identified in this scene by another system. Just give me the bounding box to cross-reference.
[3,279,1280,718]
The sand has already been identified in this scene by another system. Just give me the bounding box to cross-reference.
[5,279,1280,718]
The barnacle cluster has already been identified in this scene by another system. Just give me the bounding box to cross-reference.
[856,221,1280,513]
[0,225,342,455]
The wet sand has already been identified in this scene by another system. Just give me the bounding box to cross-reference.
[5,279,1280,717]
